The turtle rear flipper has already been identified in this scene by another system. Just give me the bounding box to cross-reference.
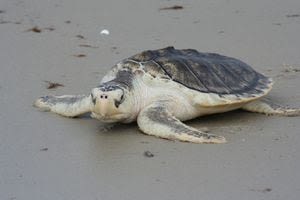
[34,95,91,117]
[242,98,300,116]
[137,102,226,144]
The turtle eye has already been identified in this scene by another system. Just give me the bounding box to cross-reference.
[114,94,124,108]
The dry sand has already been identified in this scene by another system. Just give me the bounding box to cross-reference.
[1,0,300,199]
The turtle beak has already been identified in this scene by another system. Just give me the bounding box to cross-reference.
[91,89,108,117]
[99,99,109,117]
[93,95,109,117]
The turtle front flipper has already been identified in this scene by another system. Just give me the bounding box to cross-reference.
[34,95,91,117]
[137,102,226,144]
[242,98,300,116]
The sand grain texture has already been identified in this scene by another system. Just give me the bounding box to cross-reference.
[0,0,300,200]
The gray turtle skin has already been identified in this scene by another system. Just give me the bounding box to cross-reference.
[34,47,300,143]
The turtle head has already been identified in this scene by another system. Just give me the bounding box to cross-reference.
[90,84,131,122]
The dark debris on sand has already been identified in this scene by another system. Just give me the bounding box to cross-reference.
[40,147,48,151]
[45,81,64,89]
[73,54,87,58]
[159,5,184,11]
[144,151,154,158]
[26,26,55,33]
[250,188,272,193]
[75,35,85,39]
[79,44,99,48]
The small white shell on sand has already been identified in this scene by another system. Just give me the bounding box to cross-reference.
[100,29,110,35]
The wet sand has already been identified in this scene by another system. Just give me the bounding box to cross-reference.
[0,0,300,199]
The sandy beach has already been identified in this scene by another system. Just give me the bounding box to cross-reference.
[1,0,300,199]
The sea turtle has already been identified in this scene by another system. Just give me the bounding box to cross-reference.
[34,47,300,143]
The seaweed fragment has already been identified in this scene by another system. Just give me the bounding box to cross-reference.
[159,5,184,10]
[45,81,64,89]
